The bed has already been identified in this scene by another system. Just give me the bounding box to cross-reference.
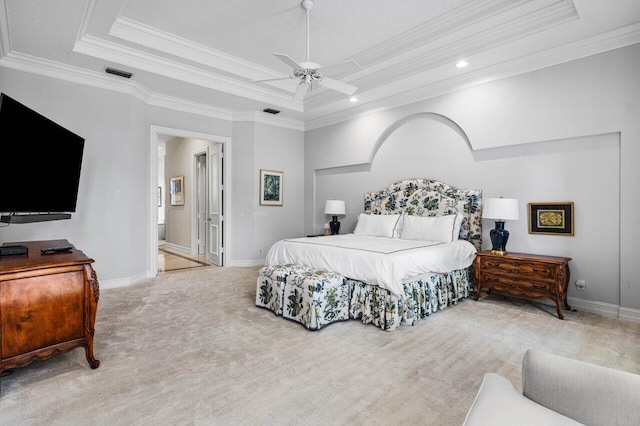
[262,179,483,331]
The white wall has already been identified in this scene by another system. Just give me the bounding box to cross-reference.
[229,120,305,265]
[254,122,305,257]
[0,67,305,284]
[0,69,150,283]
[305,43,640,320]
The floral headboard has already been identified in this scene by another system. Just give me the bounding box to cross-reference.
[364,179,483,251]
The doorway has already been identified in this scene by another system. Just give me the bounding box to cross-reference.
[150,126,231,277]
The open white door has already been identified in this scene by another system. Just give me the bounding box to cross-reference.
[207,144,223,266]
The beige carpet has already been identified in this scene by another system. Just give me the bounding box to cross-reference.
[1,266,638,425]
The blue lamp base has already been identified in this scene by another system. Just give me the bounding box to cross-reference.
[329,216,341,235]
[490,221,510,255]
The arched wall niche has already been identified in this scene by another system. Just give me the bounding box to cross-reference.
[368,112,474,165]
[314,111,476,235]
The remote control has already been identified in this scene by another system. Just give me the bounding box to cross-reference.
[41,246,73,254]
[0,245,28,256]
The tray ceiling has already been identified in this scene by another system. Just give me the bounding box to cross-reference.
[1,0,639,129]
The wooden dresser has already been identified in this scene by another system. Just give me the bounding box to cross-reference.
[0,239,100,395]
[473,250,572,319]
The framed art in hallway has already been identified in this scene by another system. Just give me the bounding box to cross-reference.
[260,169,283,206]
[170,176,184,206]
[528,202,574,236]
[157,187,162,207]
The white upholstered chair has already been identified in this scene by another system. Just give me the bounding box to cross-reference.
[464,349,640,426]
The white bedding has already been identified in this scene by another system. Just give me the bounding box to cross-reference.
[265,234,476,298]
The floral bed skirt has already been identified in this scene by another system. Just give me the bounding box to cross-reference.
[348,268,470,331]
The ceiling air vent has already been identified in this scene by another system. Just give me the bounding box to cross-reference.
[105,67,133,79]
[263,108,280,115]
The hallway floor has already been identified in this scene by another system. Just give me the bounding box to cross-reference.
[158,240,212,273]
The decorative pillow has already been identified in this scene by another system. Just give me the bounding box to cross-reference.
[399,214,457,242]
[437,197,469,239]
[353,213,401,238]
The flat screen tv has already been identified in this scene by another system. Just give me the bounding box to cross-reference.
[0,93,85,223]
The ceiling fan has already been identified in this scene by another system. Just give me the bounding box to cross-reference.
[253,0,361,101]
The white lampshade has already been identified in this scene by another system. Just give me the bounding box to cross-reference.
[483,198,519,221]
[324,200,346,215]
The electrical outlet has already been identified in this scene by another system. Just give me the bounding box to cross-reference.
[575,279,586,290]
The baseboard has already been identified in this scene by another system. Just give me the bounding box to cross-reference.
[567,296,640,323]
[228,259,264,267]
[100,271,149,290]
[161,242,191,255]
[619,307,640,323]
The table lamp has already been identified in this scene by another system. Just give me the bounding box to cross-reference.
[324,200,345,235]
[482,197,519,255]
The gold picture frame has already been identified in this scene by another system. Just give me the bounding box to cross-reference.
[528,202,574,236]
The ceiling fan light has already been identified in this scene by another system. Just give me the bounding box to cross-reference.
[349,96,358,102]
[455,60,469,69]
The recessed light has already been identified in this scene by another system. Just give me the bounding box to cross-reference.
[349,96,358,102]
[455,60,468,69]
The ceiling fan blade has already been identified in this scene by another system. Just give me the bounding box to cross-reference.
[317,77,357,96]
[251,76,292,83]
[320,59,361,76]
[293,82,309,101]
[274,53,303,70]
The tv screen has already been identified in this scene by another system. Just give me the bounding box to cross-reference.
[0,93,85,216]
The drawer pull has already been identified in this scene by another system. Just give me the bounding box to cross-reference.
[533,268,549,274]
[486,277,499,282]
[533,284,547,289]
[510,269,519,274]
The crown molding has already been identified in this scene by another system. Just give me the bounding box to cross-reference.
[73,34,303,112]
[352,0,530,68]
[0,52,230,121]
[110,17,284,82]
[0,51,151,101]
[233,110,305,132]
[148,93,233,121]
[306,22,640,130]
[305,0,578,109]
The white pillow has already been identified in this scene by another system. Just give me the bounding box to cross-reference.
[400,214,457,242]
[353,213,401,238]
[453,213,464,240]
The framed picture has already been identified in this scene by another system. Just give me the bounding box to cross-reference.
[528,202,574,236]
[170,176,184,206]
[259,169,283,206]
[157,187,162,207]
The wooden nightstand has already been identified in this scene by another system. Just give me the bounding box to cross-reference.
[473,251,572,319]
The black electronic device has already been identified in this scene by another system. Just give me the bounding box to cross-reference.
[0,93,85,223]
[40,246,73,254]
[0,245,28,256]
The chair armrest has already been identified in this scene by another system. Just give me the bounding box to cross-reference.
[463,373,580,426]
[522,349,640,426]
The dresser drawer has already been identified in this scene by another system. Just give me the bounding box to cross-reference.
[480,273,555,293]
[480,257,555,281]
